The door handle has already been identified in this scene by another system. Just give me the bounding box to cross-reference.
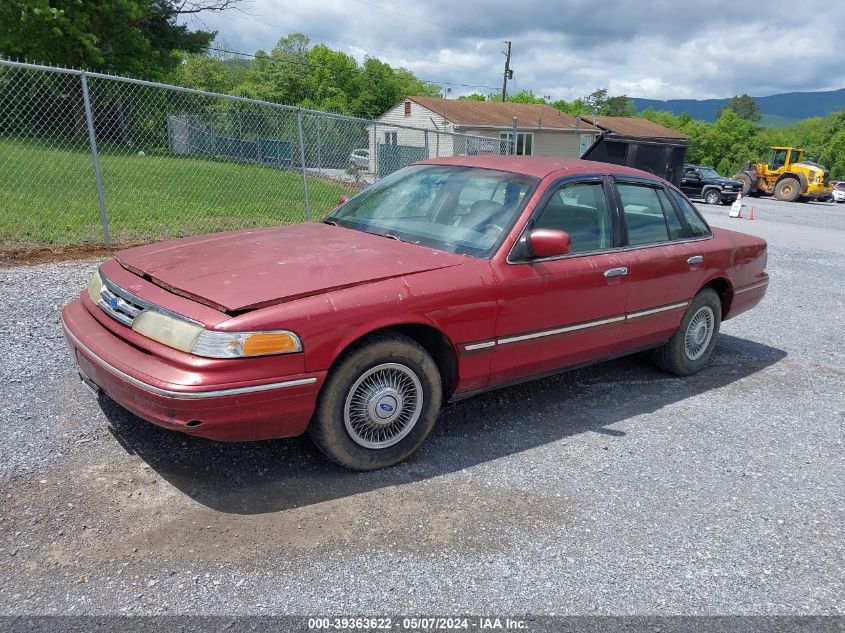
[687,255,704,265]
[604,267,628,278]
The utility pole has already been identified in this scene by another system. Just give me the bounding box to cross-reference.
[501,41,512,102]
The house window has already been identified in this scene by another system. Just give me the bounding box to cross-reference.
[404,100,411,117]
[499,131,533,155]
[385,131,398,145]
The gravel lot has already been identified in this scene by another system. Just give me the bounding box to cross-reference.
[0,196,842,616]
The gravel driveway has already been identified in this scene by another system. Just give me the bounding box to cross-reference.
[0,197,842,616]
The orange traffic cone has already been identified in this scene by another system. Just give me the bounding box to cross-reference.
[747,206,755,220]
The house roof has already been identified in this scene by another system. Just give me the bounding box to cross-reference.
[591,116,688,140]
[406,97,599,132]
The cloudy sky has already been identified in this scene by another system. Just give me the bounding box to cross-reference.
[186,0,845,101]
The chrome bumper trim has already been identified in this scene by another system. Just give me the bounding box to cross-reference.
[62,317,317,400]
[735,279,769,294]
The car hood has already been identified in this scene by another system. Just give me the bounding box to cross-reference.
[116,223,469,312]
[713,178,742,187]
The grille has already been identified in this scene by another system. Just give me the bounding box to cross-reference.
[96,280,145,327]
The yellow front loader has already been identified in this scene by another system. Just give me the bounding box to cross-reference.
[733,147,833,202]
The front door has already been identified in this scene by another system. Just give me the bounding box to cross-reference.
[490,179,629,384]
[680,167,701,197]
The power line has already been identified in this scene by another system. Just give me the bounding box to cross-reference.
[239,12,482,73]
[207,46,498,91]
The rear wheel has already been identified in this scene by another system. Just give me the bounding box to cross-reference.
[774,177,801,202]
[703,189,722,205]
[309,332,442,470]
[651,288,722,376]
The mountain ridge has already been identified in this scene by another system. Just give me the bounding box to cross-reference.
[632,88,845,125]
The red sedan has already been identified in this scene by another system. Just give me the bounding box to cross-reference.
[62,156,769,470]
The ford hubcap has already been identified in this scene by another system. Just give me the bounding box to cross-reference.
[344,363,423,449]
[684,306,715,361]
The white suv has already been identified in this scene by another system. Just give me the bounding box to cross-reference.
[833,182,845,203]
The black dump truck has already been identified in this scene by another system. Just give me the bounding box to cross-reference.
[580,116,690,188]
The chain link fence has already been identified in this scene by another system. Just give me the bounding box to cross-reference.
[0,59,515,250]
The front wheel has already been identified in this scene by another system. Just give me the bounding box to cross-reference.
[651,288,722,376]
[309,332,442,470]
[703,189,722,205]
[734,172,753,196]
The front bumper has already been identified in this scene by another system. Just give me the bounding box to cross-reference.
[61,299,325,441]
[805,182,834,199]
[720,190,739,202]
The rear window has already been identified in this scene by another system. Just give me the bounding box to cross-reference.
[670,190,711,237]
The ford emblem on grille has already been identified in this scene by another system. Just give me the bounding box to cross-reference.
[109,297,120,308]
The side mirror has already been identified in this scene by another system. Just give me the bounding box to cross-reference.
[528,229,571,258]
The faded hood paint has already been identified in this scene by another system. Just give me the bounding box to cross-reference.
[116,223,469,312]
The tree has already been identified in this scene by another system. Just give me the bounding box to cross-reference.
[507,90,546,104]
[718,94,761,123]
[170,54,232,93]
[303,44,359,112]
[584,88,608,115]
[0,0,235,78]
[605,95,635,117]
[459,93,488,101]
[551,97,590,117]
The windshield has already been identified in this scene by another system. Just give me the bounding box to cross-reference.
[327,164,539,258]
[762,148,788,169]
[699,167,720,179]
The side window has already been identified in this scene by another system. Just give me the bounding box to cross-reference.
[670,190,711,237]
[533,182,612,254]
[618,184,671,246]
[657,189,686,239]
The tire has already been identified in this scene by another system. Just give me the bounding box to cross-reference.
[703,189,722,205]
[651,288,722,376]
[735,172,753,196]
[774,177,801,202]
[309,331,442,470]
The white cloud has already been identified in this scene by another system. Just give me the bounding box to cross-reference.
[186,0,845,100]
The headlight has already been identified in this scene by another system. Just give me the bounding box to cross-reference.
[87,270,302,358]
[192,329,302,358]
[87,270,104,303]
[131,311,301,358]
[131,310,204,353]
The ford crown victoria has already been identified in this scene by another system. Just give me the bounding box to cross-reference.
[62,156,769,470]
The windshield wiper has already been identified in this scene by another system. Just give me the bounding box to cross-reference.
[380,232,418,245]
[323,219,338,226]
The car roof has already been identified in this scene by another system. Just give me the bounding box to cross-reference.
[420,155,667,181]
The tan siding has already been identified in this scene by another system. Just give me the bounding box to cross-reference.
[533,131,598,158]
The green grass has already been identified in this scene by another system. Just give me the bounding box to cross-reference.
[0,137,352,247]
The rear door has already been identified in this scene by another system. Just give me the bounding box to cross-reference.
[611,178,710,349]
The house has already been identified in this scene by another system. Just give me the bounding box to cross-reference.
[581,116,690,186]
[369,97,601,175]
